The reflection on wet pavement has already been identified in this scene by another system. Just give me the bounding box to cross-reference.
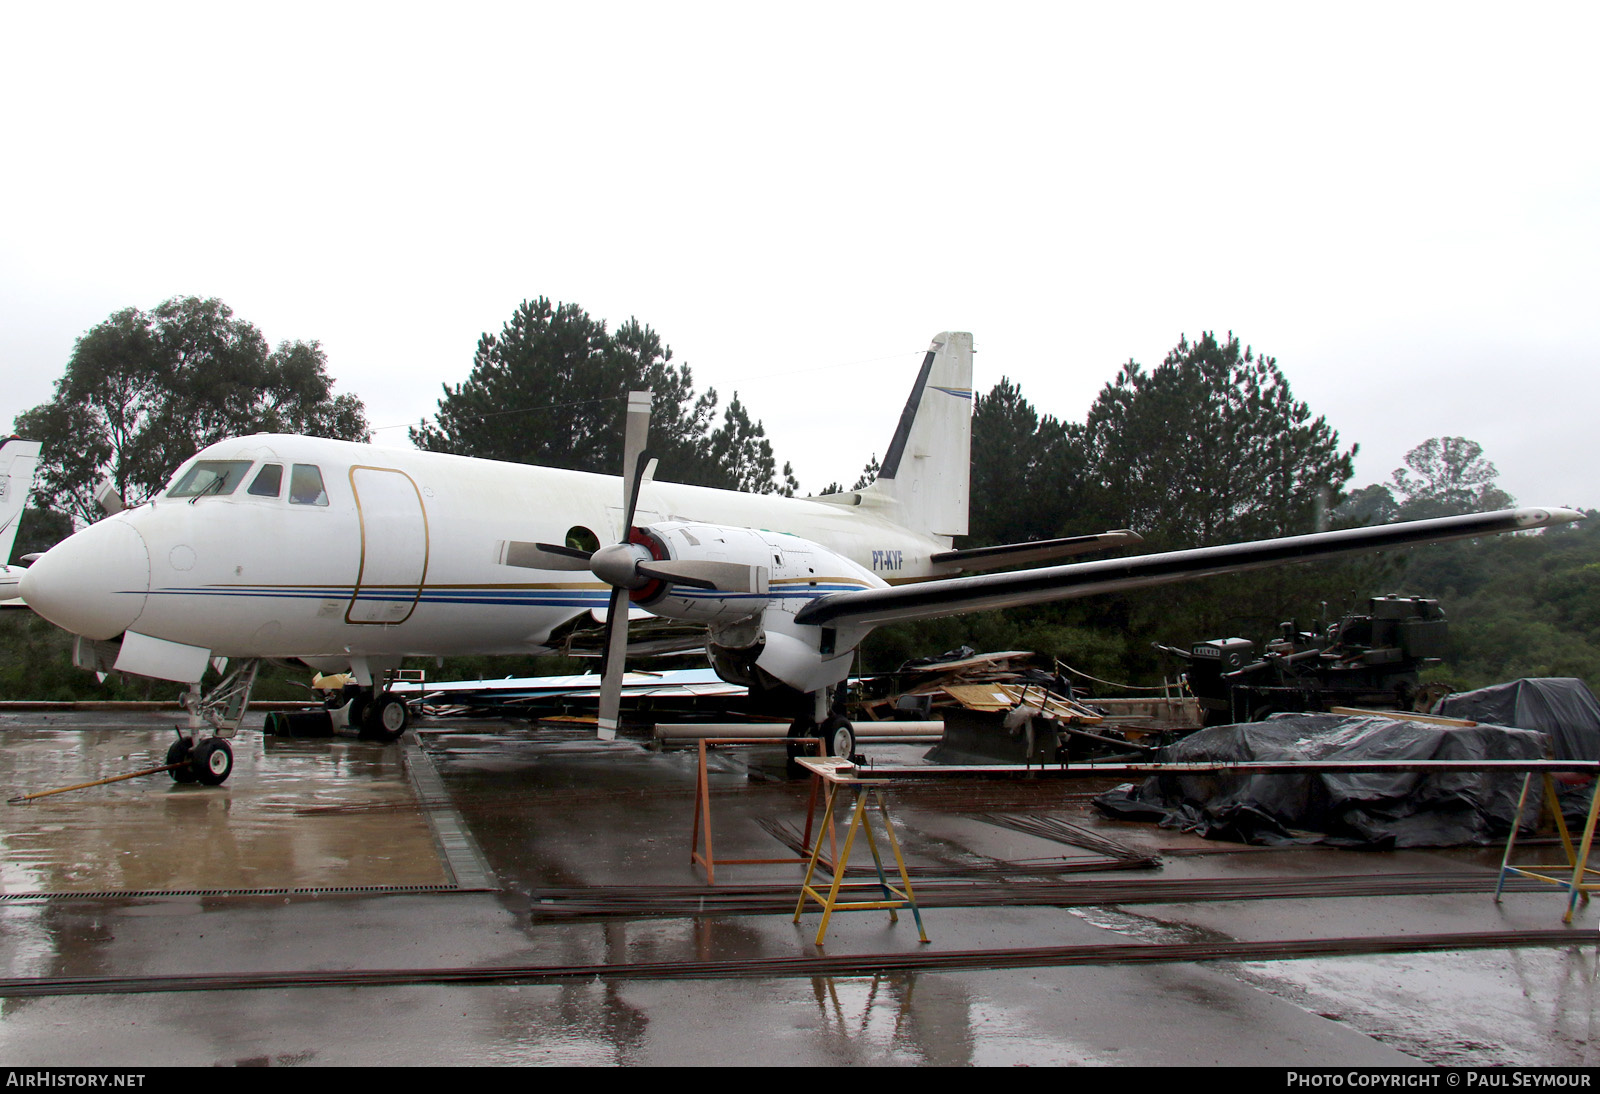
[0,714,447,893]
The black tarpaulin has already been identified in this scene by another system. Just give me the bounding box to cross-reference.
[1094,712,1548,847]
[1436,678,1600,761]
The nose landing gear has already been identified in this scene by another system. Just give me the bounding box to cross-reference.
[165,732,235,785]
[166,659,258,787]
[165,737,197,784]
[191,738,234,785]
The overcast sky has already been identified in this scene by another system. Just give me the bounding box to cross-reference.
[3,2,1595,514]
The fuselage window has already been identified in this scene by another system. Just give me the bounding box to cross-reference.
[566,526,601,553]
[248,464,284,498]
[168,460,253,498]
[289,464,329,506]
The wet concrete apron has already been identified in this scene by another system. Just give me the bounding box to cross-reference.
[0,712,1594,1066]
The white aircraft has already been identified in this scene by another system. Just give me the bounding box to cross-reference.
[18,332,1584,785]
[0,436,42,605]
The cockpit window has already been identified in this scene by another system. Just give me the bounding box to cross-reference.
[248,464,284,498]
[289,464,329,506]
[168,460,253,498]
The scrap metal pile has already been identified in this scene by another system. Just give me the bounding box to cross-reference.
[853,648,1186,765]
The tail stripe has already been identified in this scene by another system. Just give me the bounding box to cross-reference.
[877,348,937,480]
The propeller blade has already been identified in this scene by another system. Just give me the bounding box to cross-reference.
[595,388,653,742]
[596,584,631,740]
[620,390,651,532]
[634,563,715,590]
[501,541,593,570]
[93,475,124,516]
[635,560,768,594]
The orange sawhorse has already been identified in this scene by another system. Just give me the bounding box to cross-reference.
[691,737,825,884]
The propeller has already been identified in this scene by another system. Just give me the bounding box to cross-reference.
[588,392,654,738]
[502,390,764,739]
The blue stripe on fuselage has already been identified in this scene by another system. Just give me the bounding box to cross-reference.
[139,581,871,609]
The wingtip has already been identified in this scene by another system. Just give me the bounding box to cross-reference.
[1513,506,1587,529]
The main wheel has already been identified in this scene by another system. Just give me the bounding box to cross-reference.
[820,715,856,761]
[166,738,197,784]
[362,693,409,742]
[785,717,817,775]
[191,738,234,786]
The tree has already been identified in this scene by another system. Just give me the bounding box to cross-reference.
[1333,437,1517,643]
[696,393,798,495]
[411,298,796,493]
[15,297,368,525]
[1063,332,1364,666]
[1388,437,1514,519]
[1403,512,1600,694]
[1080,332,1356,547]
[967,377,1087,546]
[1335,482,1400,526]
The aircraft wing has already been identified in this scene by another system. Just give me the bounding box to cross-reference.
[930,530,1142,571]
[795,507,1584,629]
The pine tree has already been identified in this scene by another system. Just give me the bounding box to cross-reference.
[411,298,793,491]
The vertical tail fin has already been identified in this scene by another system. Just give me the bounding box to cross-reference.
[864,332,973,540]
[0,438,41,566]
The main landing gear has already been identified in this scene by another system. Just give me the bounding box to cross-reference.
[785,711,857,771]
[361,691,410,743]
[326,682,412,742]
[778,685,858,774]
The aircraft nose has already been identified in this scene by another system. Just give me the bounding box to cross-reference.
[21,518,151,640]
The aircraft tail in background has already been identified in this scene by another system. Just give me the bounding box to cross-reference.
[860,331,973,540]
[0,437,41,567]
[0,437,42,603]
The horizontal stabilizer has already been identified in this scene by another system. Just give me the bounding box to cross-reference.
[932,530,1143,572]
[796,508,1586,629]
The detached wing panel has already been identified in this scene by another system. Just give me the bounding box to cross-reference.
[795,508,1584,629]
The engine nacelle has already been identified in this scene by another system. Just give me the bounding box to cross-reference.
[605,521,882,694]
[630,521,882,625]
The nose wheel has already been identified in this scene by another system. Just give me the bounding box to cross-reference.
[166,735,234,785]
[165,738,198,784]
[192,738,234,785]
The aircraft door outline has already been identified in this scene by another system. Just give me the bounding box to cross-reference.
[346,465,430,625]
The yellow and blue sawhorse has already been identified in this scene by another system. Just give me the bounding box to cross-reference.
[1496,771,1600,923]
[792,758,928,946]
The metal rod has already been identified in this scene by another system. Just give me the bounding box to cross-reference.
[9,763,179,804]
